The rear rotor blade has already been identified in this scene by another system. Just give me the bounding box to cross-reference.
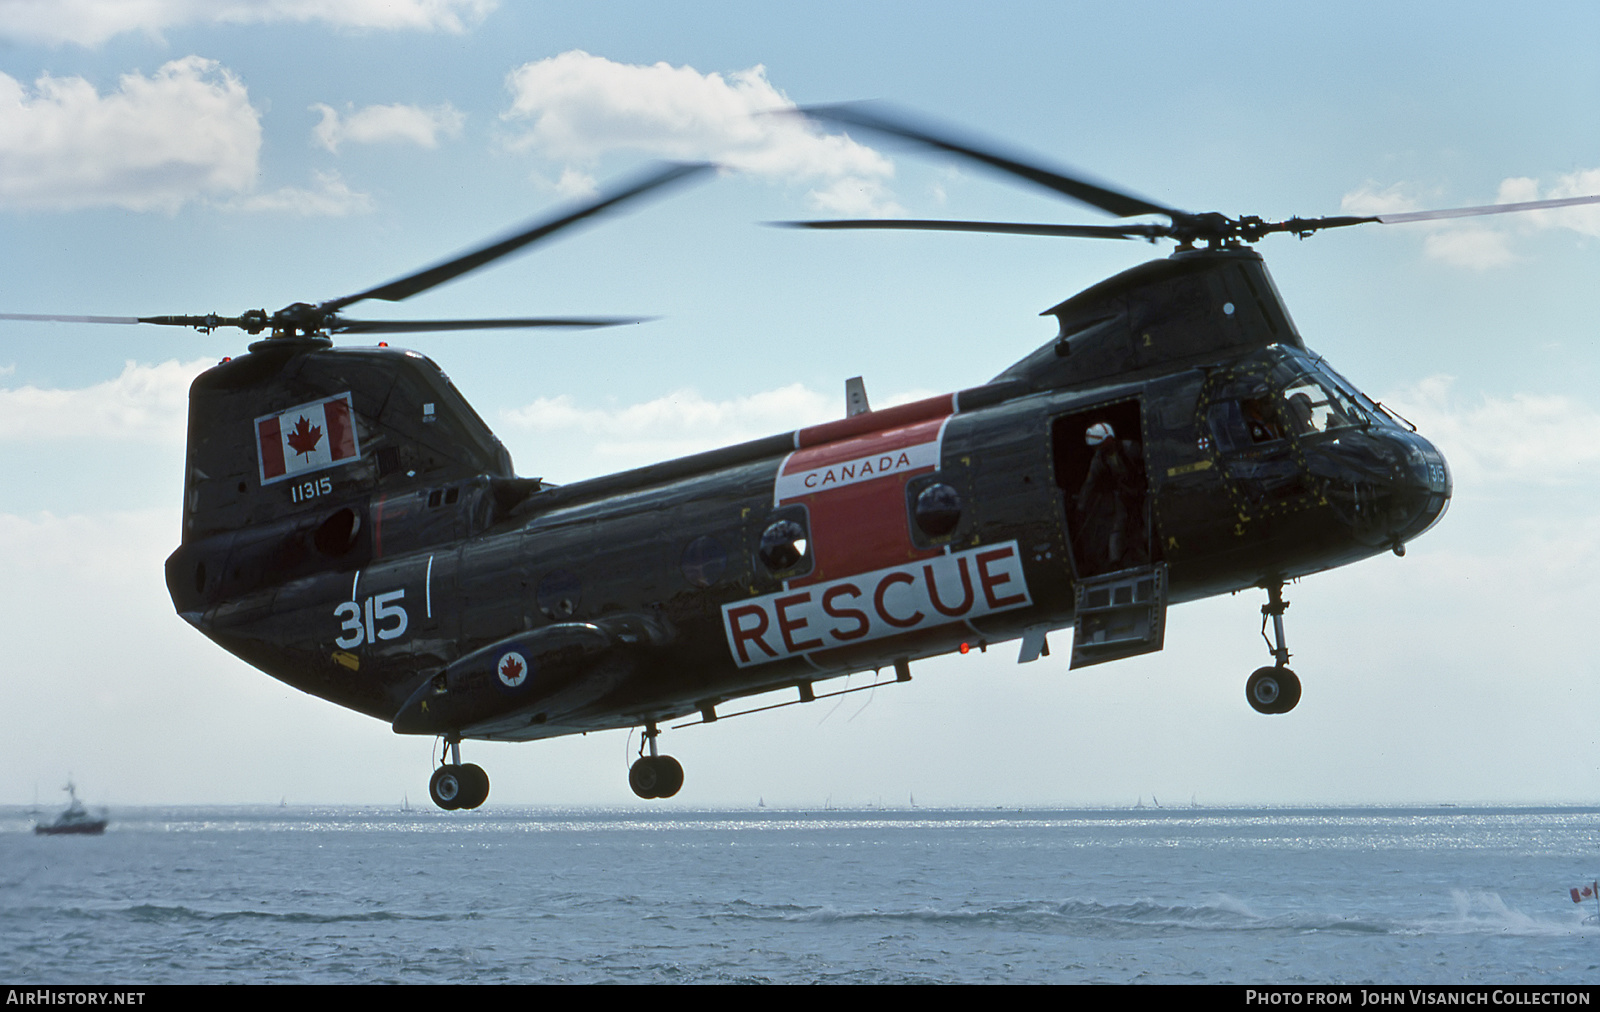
[323,161,713,312]
[801,103,1179,220]
[329,316,650,334]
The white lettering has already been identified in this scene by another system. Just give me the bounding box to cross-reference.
[775,440,940,501]
[722,541,1031,667]
[332,591,409,649]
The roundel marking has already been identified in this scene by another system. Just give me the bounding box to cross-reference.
[497,650,529,689]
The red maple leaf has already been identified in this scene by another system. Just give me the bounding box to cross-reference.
[286,415,322,458]
[500,656,524,682]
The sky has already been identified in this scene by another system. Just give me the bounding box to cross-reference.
[1,1,1598,809]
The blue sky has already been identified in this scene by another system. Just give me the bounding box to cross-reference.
[1,1,1598,808]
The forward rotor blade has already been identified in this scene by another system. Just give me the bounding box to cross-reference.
[772,218,1167,240]
[1373,193,1600,224]
[329,316,650,334]
[323,161,713,312]
[800,102,1178,220]
[0,313,141,325]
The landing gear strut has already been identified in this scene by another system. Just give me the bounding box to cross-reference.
[1247,583,1301,715]
[629,722,684,799]
[429,735,490,810]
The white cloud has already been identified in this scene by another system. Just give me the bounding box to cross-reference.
[503,383,835,479]
[499,382,942,482]
[553,167,599,199]
[0,57,259,212]
[1340,182,1423,217]
[1420,226,1516,270]
[225,169,373,216]
[0,359,210,443]
[0,0,496,47]
[312,102,465,153]
[1383,375,1600,487]
[502,51,901,216]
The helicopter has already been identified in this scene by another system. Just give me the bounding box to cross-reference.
[8,106,1597,810]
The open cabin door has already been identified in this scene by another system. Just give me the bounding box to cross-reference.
[1050,401,1170,668]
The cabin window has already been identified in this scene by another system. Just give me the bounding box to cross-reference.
[759,519,809,573]
[313,507,362,556]
[912,483,963,538]
[681,535,728,588]
[1207,399,1284,452]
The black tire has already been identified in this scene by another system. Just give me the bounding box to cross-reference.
[457,763,490,810]
[629,757,661,799]
[653,756,684,799]
[1274,667,1302,713]
[429,765,464,810]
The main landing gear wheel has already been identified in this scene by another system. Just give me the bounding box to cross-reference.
[429,735,491,811]
[429,763,490,810]
[629,756,684,799]
[1245,666,1301,715]
[630,720,684,799]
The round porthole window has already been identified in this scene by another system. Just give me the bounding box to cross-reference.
[681,535,728,588]
[913,483,963,537]
[759,519,808,572]
[314,507,361,556]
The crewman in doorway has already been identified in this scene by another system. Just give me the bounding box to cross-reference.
[1075,421,1147,573]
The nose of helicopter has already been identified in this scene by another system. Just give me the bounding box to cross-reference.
[1307,427,1451,551]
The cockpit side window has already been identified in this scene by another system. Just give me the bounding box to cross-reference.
[1207,398,1285,452]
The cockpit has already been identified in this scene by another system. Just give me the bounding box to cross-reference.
[1206,348,1403,454]
[1201,346,1450,551]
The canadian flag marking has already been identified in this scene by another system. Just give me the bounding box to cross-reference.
[256,393,361,485]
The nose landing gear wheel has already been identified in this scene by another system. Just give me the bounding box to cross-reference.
[629,756,684,799]
[1246,666,1301,714]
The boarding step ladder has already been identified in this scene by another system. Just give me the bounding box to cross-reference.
[1069,562,1169,669]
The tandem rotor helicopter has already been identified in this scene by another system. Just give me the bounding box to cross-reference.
[8,105,1598,810]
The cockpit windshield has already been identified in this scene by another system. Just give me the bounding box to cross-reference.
[1280,375,1365,435]
[1274,351,1382,436]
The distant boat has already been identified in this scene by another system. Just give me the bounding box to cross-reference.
[34,780,107,836]
[402,794,412,812]
[757,797,766,808]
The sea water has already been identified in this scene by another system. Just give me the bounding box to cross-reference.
[2,806,1597,985]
